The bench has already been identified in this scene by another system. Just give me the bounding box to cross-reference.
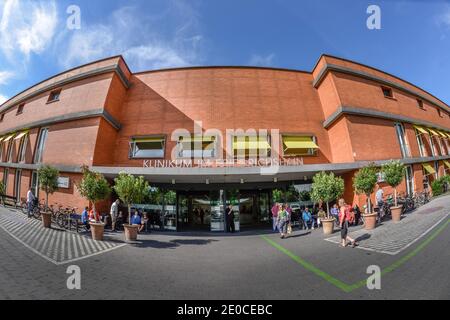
[0,195,19,209]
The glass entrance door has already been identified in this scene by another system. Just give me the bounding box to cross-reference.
[239,190,271,230]
[177,191,224,232]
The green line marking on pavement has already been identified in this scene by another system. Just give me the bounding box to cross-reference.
[261,218,450,293]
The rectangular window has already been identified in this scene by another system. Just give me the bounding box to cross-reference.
[14,169,21,203]
[382,87,394,98]
[6,139,14,163]
[405,165,414,197]
[415,129,427,157]
[0,142,3,162]
[34,128,49,164]
[130,136,165,159]
[3,168,9,192]
[434,161,440,179]
[17,133,28,163]
[47,89,61,103]
[437,137,446,156]
[282,135,319,156]
[31,171,39,199]
[16,103,25,115]
[417,99,425,110]
[395,123,411,158]
[0,114,4,122]
[178,136,216,159]
[438,108,443,118]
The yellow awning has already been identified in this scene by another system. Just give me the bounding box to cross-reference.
[180,136,215,143]
[438,131,448,138]
[133,137,165,144]
[283,136,319,150]
[233,137,271,150]
[14,131,29,140]
[2,135,14,142]
[413,126,428,134]
[444,160,450,169]
[428,129,439,137]
[0,137,4,143]
[445,132,450,139]
[422,163,436,175]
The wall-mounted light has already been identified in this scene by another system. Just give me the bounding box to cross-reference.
[240,179,245,184]
[206,179,210,185]
[304,176,308,181]
[172,179,176,185]
[274,177,278,183]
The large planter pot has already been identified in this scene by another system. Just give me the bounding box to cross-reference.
[124,224,139,241]
[391,206,403,222]
[90,222,105,241]
[321,218,336,235]
[363,213,378,230]
[41,212,52,229]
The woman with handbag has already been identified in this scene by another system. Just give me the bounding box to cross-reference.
[278,204,289,239]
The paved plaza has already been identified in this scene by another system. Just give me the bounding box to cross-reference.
[0,195,449,300]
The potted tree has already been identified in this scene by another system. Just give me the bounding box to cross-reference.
[38,165,59,228]
[77,166,111,241]
[113,173,149,242]
[311,172,345,235]
[354,163,378,230]
[382,160,405,222]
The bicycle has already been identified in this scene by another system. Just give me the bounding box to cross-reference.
[56,206,78,229]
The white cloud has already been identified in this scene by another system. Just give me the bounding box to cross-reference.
[249,53,276,67]
[0,70,14,85]
[60,4,203,71]
[0,94,8,104]
[0,0,58,60]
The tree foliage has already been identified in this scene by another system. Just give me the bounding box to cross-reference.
[77,166,111,216]
[38,165,60,207]
[311,171,345,216]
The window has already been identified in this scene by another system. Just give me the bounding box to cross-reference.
[434,161,440,179]
[0,114,4,122]
[130,136,165,159]
[405,166,414,197]
[178,136,216,159]
[16,104,25,115]
[47,89,61,103]
[417,99,425,110]
[14,169,21,203]
[415,129,427,157]
[233,135,271,159]
[6,139,14,163]
[34,128,49,164]
[428,135,437,157]
[394,123,411,158]
[31,171,39,199]
[17,133,28,163]
[3,168,9,191]
[0,142,3,162]
[437,137,446,156]
[382,87,394,98]
[282,135,319,156]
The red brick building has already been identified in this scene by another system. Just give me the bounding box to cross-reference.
[0,55,449,231]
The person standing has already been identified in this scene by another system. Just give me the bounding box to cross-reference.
[278,204,289,239]
[271,203,279,232]
[339,199,358,248]
[226,205,235,233]
[110,199,120,232]
[26,188,35,218]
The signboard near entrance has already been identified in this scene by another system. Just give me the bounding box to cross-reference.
[58,177,70,189]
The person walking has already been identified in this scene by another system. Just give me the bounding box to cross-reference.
[278,204,289,239]
[226,205,235,233]
[338,199,358,248]
[271,202,279,232]
[302,207,313,230]
[26,188,35,218]
[110,199,120,232]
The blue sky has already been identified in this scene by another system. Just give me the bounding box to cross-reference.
[1,0,450,106]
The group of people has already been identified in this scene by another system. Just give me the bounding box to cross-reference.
[79,199,150,234]
[271,199,358,248]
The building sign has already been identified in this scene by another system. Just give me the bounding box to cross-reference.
[143,158,304,169]
[377,172,386,183]
[58,177,70,189]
